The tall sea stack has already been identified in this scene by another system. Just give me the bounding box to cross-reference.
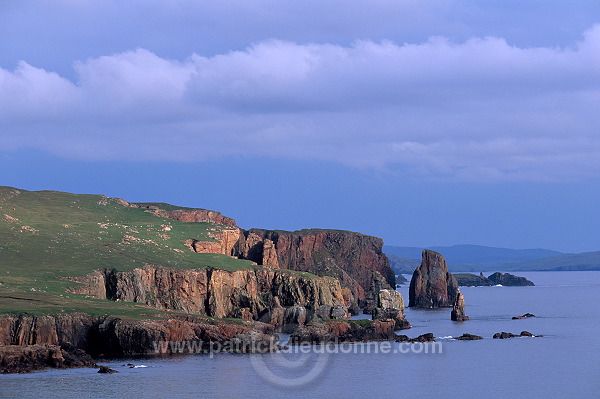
[409,250,459,308]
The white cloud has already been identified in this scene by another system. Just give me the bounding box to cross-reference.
[2,25,600,181]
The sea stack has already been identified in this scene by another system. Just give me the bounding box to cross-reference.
[451,292,469,321]
[409,250,459,308]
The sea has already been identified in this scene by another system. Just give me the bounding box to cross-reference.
[1,271,599,399]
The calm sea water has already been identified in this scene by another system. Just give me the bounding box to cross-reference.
[1,271,599,399]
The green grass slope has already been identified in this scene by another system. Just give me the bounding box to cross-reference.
[0,187,255,316]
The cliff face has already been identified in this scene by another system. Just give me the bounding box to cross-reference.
[187,228,242,256]
[409,250,459,308]
[233,229,395,307]
[139,206,238,227]
[54,197,394,299]
[128,203,396,310]
[0,313,276,358]
[67,265,348,325]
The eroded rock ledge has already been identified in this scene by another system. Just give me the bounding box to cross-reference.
[0,313,276,359]
[66,265,348,326]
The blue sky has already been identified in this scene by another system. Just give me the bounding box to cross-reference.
[1,1,600,252]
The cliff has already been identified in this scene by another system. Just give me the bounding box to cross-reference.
[0,313,277,359]
[409,250,459,308]
[131,204,397,311]
[0,187,404,372]
[133,203,238,227]
[66,265,348,326]
[233,229,395,309]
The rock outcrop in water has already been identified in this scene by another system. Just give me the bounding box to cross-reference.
[454,333,483,340]
[487,272,535,286]
[451,292,469,321]
[371,292,410,330]
[395,333,436,343]
[493,331,538,339]
[0,344,96,373]
[289,319,397,344]
[512,313,536,319]
[364,271,393,313]
[409,250,459,308]
[453,273,494,287]
[454,272,534,287]
[361,271,410,329]
[67,266,348,327]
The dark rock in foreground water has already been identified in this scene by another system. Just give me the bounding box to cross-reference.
[409,250,459,308]
[512,313,536,319]
[98,365,118,373]
[454,333,483,340]
[493,331,538,339]
[395,333,435,343]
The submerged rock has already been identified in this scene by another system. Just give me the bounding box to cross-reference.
[493,331,538,339]
[451,292,469,321]
[512,313,536,319]
[409,250,459,308]
[454,333,483,340]
[98,365,118,373]
[395,333,435,343]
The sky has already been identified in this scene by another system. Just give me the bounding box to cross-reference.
[1,0,600,253]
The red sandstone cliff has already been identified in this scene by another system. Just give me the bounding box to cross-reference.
[233,229,395,310]
[0,313,276,359]
[66,265,348,325]
[124,203,396,311]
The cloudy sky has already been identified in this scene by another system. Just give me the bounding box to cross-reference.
[2,0,600,252]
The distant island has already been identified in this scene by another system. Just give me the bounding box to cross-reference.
[384,244,600,272]
[453,272,535,287]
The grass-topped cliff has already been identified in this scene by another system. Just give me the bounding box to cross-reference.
[0,186,255,316]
